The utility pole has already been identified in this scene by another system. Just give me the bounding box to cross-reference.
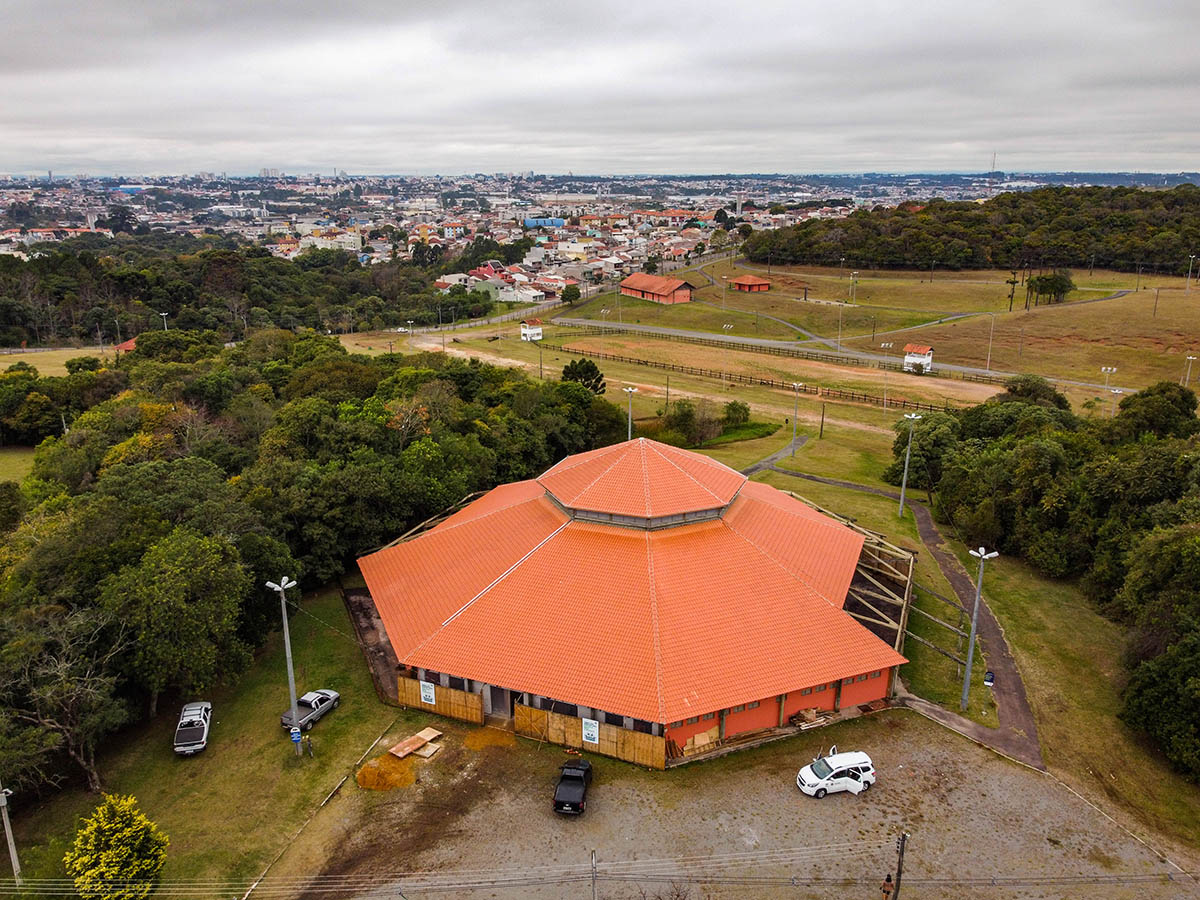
[791,382,803,456]
[1153,287,1160,317]
[665,374,670,410]
[819,403,826,439]
[591,850,598,900]
[893,832,909,899]
[0,779,20,886]
[537,340,543,379]
[267,577,302,756]
[961,548,998,711]
[1007,270,1018,312]
[898,413,922,518]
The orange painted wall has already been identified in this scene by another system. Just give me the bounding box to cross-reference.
[664,714,720,744]
[839,669,890,707]
[723,699,779,735]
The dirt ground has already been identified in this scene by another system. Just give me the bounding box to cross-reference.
[271,710,1195,900]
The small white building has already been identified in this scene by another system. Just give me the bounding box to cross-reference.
[903,343,934,374]
[520,319,543,341]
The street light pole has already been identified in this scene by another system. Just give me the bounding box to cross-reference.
[791,382,803,456]
[1184,355,1196,388]
[960,548,998,711]
[898,413,922,518]
[1186,254,1195,293]
[158,311,169,331]
[1101,366,1117,390]
[0,780,20,886]
[622,387,637,440]
[1110,388,1123,418]
[266,577,302,756]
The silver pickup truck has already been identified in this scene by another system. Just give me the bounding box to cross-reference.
[174,702,212,756]
[280,689,340,731]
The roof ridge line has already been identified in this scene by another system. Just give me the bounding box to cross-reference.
[405,520,571,660]
[745,489,866,539]
[647,442,736,506]
[557,442,634,506]
[539,442,623,480]
[645,531,666,725]
[720,516,844,613]
[415,485,546,538]
[639,439,652,517]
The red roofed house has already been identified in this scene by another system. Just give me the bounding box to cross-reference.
[358,439,909,767]
[902,343,934,373]
[731,274,771,292]
[619,273,692,304]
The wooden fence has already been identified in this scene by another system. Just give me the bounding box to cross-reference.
[514,704,666,770]
[540,341,956,413]
[398,676,484,725]
[552,324,1013,388]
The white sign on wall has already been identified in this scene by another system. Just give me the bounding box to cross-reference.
[419,680,436,705]
[581,717,600,744]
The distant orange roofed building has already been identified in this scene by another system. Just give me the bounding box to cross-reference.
[731,274,771,292]
[619,273,692,304]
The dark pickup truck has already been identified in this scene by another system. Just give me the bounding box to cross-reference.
[553,759,593,815]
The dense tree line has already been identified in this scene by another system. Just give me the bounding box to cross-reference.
[885,375,1200,775]
[0,330,626,792]
[744,185,1200,273]
[0,233,537,348]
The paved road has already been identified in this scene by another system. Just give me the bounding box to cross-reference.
[750,465,1045,771]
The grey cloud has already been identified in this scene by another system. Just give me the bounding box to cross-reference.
[2,0,1198,174]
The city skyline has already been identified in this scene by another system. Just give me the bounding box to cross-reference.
[4,0,1199,175]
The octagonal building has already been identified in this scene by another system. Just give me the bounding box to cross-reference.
[358,438,907,767]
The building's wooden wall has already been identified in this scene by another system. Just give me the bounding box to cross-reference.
[399,676,483,724]
[514,703,665,770]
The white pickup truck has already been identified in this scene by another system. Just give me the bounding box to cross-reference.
[174,702,212,756]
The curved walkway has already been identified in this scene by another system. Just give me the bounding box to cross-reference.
[749,464,1045,770]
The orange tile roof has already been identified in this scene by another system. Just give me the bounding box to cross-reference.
[619,273,689,296]
[904,343,933,354]
[731,274,771,286]
[538,438,745,517]
[358,442,906,723]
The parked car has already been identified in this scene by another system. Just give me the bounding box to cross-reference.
[553,758,593,814]
[796,747,876,798]
[280,689,340,731]
[174,702,212,756]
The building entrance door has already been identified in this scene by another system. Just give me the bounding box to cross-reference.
[489,686,512,719]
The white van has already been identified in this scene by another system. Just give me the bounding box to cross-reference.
[796,747,876,798]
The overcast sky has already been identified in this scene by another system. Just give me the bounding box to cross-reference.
[4,0,1198,176]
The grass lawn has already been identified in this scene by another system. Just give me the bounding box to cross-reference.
[843,287,1199,390]
[12,586,398,883]
[944,544,1200,849]
[570,291,799,340]
[770,419,897,489]
[753,471,996,726]
[2,348,116,378]
[0,446,35,482]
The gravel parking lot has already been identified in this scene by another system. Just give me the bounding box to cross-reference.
[284,710,1193,900]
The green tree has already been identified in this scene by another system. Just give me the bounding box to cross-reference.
[883,411,961,491]
[561,358,606,395]
[64,794,169,900]
[723,400,750,426]
[1120,632,1200,778]
[560,284,581,304]
[100,528,251,716]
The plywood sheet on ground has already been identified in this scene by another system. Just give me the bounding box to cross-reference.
[413,743,442,758]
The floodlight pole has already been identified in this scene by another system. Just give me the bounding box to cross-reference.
[0,780,20,886]
[1184,355,1196,388]
[985,314,995,372]
[791,382,803,456]
[158,311,169,331]
[1187,254,1195,293]
[897,413,922,518]
[268,577,302,756]
[623,386,637,441]
[961,548,998,711]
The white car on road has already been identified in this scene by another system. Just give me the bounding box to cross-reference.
[796,748,876,798]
